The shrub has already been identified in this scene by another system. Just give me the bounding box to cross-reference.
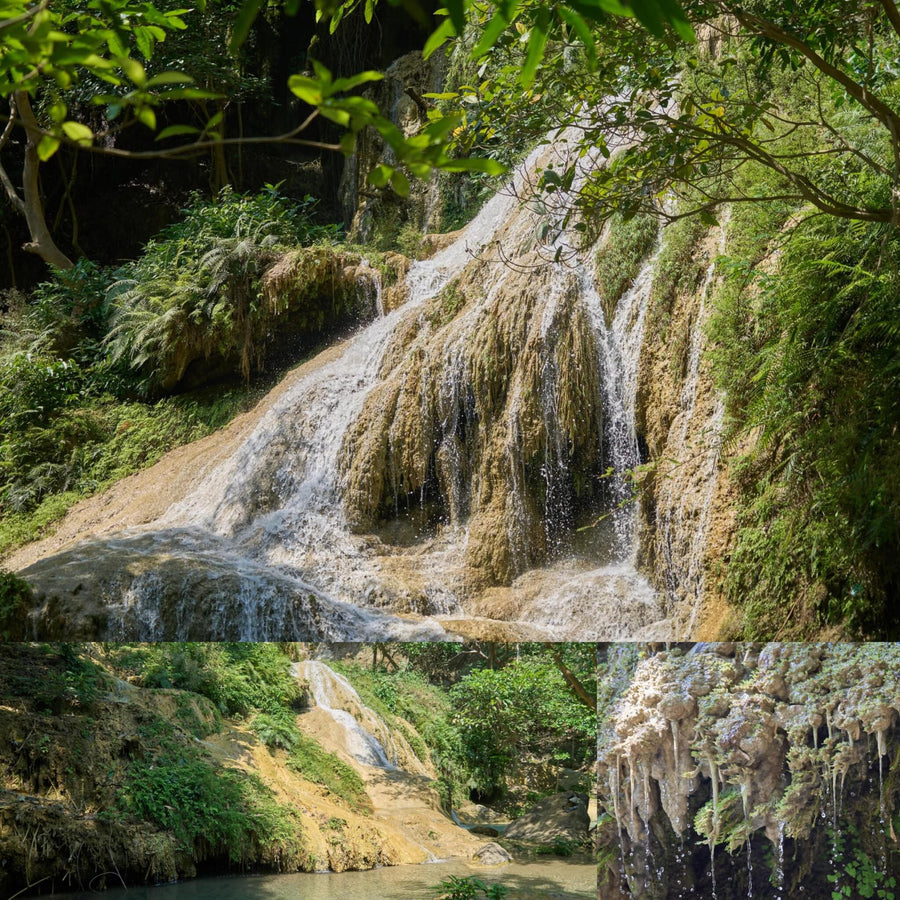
[0,569,33,639]
[105,187,340,393]
[253,710,301,750]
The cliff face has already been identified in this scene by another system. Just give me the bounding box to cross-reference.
[597,644,900,899]
[632,217,737,639]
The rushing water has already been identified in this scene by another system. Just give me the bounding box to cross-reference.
[19,130,689,641]
[42,857,596,900]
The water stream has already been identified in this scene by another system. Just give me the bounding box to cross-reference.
[19,130,708,641]
[295,659,408,771]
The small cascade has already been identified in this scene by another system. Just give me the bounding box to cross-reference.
[582,252,657,557]
[294,660,430,774]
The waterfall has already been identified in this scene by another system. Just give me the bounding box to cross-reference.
[295,660,402,770]
[295,659,434,780]
[19,125,728,642]
[653,219,729,633]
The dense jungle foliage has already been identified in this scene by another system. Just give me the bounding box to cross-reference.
[0,641,595,838]
[1,0,899,636]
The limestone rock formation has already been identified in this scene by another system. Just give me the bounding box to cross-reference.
[340,254,604,589]
[503,791,591,844]
[598,643,900,898]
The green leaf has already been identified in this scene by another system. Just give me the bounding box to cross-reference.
[339,132,357,156]
[472,13,509,59]
[319,106,351,126]
[136,105,157,130]
[146,71,195,88]
[444,0,466,36]
[520,6,550,88]
[390,169,410,196]
[330,70,383,93]
[119,56,147,88]
[61,120,93,145]
[441,157,505,175]
[134,25,152,59]
[423,17,456,59]
[422,112,462,143]
[48,101,67,123]
[364,0,375,24]
[37,134,60,161]
[156,124,201,140]
[288,75,323,105]
[368,164,392,188]
[230,0,265,52]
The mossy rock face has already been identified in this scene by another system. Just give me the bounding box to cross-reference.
[339,256,604,589]
[596,643,900,899]
[143,246,380,395]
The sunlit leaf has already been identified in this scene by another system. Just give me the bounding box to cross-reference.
[423,17,455,59]
[368,163,392,187]
[37,134,60,161]
[156,124,201,140]
[61,120,93,144]
[288,75,323,105]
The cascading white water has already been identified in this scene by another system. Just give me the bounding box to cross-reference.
[295,660,402,769]
[653,218,729,633]
[19,125,724,641]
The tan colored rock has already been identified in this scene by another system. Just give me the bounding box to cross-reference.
[503,792,590,845]
[471,842,513,865]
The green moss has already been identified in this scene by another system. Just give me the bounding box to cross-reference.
[594,213,658,324]
[427,280,468,328]
[287,734,371,814]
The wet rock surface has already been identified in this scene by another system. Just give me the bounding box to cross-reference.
[472,841,514,865]
[598,643,900,898]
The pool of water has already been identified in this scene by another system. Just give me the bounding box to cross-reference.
[44,856,596,900]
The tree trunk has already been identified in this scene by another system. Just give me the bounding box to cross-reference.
[14,91,74,270]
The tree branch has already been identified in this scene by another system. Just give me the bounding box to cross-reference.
[734,8,900,143]
[543,644,596,711]
[0,99,24,214]
[0,0,49,33]
[878,0,900,40]
[13,91,73,268]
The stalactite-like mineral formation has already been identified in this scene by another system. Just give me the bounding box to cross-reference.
[597,643,900,899]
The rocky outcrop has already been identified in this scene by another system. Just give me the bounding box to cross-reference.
[503,792,590,845]
[340,252,604,590]
[340,51,448,243]
[633,217,736,638]
[597,643,900,898]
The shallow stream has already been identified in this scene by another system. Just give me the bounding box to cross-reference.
[45,856,595,900]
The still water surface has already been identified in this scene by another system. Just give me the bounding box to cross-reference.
[48,857,595,900]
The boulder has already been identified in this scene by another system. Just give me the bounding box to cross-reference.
[471,842,512,866]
